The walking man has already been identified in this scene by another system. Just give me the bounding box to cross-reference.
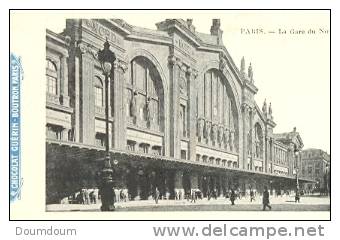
[154,187,160,204]
[191,190,197,203]
[84,189,90,204]
[263,186,272,211]
[230,189,236,205]
[250,189,255,202]
[295,188,301,203]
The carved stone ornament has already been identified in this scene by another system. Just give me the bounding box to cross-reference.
[211,123,218,142]
[248,63,254,82]
[240,56,245,74]
[130,90,138,119]
[229,130,235,151]
[168,55,177,65]
[119,60,128,73]
[218,125,224,144]
[187,67,198,79]
[197,117,205,138]
[77,42,88,54]
[204,120,211,139]
[179,77,187,95]
[268,102,273,119]
[77,42,98,59]
[262,99,267,115]
[223,127,229,150]
[219,57,227,71]
[145,97,153,124]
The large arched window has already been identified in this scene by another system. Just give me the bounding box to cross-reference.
[199,69,238,152]
[94,76,104,107]
[46,59,58,95]
[126,56,164,132]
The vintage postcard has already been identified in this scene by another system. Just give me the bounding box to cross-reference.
[9,10,330,220]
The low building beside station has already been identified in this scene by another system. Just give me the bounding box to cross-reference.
[300,149,330,195]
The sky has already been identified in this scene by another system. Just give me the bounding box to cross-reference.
[46,10,330,153]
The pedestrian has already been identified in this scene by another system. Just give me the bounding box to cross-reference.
[89,190,95,204]
[250,189,255,202]
[191,190,196,203]
[84,189,90,204]
[213,188,218,200]
[207,189,211,201]
[295,188,300,203]
[230,189,236,205]
[154,187,160,204]
[262,186,272,210]
[186,190,190,201]
[80,189,85,204]
[120,189,124,202]
[114,188,120,202]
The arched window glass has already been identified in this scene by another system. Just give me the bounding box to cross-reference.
[94,77,104,107]
[46,59,58,95]
[201,69,238,152]
[127,57,164,132]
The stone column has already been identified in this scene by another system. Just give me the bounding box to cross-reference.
[270,137,274,173]
[62,128,69,141]
[174,170,184,199]
[288,145,294,176]
[190,173,199,190]
[270,138,273,173]
[168,56,181,158]
[74,55,80,142]
[264,136,268,173]
[219,175,223,197]
[134,177,141,201]
[187,67,198,161]
[60,55,70,107]
[212,176,217,190]
[249,108,254,170]
[112,60,128,150]
[242,104,249,170]
[78,43,95,145]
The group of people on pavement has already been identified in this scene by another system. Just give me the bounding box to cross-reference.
[75,185,300,211]
[113,188,129,203]
[228,186,272,210]
[150,186,273,210]
[67,188,99,204]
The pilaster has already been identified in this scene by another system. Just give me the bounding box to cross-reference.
[112,59,128,150]
[174,170,184,198]
[249,108,254,170]
[187,67,198,161]
[270,137,274,173]
[60,55,70,107]
[264,136,268,173]
[78,42,95,145]
[168,55,181,158]
[241,103,250,169]
[190,173,199,190]
[74,54,80,142]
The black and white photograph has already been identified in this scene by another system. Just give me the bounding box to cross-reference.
[42,13,330,216]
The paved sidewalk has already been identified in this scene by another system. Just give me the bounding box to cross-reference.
[46,195,330,212]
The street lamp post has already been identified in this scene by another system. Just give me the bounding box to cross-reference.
[324,163,330,196]
[294,144,300,198]
[98,40,116,211]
